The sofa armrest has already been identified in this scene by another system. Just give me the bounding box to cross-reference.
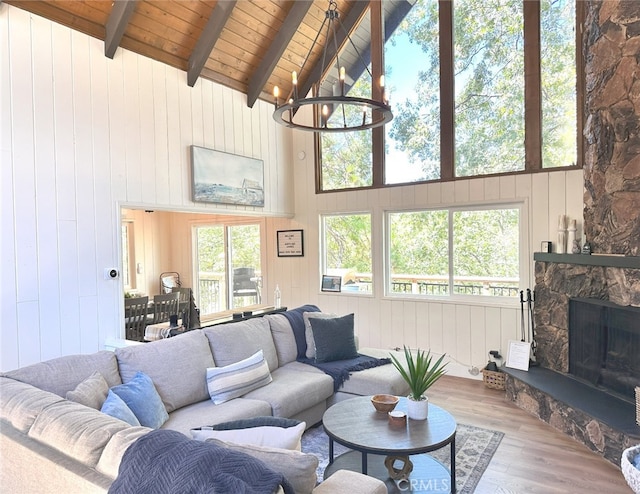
[312,470,387,494]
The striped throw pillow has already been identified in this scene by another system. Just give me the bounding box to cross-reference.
[206,350,272,404]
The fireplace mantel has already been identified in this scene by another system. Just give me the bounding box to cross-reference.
[534,253,640,269]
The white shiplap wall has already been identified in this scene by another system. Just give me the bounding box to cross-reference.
[0,5,294,371]
[273,129,584,377]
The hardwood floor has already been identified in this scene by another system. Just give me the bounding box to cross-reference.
[427,375,631,493]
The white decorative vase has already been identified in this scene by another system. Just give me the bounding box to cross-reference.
[406,395,429,420]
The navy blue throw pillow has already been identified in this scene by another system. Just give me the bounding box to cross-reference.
[309,313,358,363]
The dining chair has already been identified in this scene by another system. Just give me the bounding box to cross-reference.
[124,296,149,342]
[152,292,180,324]
[171,287,193,329]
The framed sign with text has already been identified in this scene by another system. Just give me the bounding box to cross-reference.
[277,229,304,257]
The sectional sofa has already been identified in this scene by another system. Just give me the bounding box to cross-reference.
[0,308,409,493]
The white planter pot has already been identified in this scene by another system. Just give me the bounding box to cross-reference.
[406,395,429,420]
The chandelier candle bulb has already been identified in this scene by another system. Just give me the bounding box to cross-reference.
[271,0,392,132]
[273,85,279,105]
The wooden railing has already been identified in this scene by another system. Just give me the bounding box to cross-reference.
[347,273,519,297]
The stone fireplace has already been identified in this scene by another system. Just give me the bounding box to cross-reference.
[504,1,640,466]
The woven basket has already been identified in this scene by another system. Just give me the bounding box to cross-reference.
[482,368,505,390]
[636,387,639,426]
[621,444,640,494]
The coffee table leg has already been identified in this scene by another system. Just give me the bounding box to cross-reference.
[362,452,368,475]
[450,435,456,493]
[329,437,334,463]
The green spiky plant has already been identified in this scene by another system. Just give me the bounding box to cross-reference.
[390,346,448,401]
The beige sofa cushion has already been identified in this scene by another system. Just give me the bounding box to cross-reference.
[161,397,273,437]
[28,400,131,467]
[66,371,109,410]
[338,348,409,396]
[266,314,297,366]
[204,317,279,372]
[315,469,387,494]
[96,426,151,479]
[243,365,333,418]
[115,330,215,413]
[2,351,121,397]
[0,377,64,433]
[206,438,319,494]
[303,311,337,359]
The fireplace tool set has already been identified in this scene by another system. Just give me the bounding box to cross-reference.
[519,288,538,365]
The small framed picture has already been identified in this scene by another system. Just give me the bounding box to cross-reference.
[321,275,342,292]
[277,230,304,257]
[540,241,552,253]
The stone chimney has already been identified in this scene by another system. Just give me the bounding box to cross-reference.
[583,1,640,256]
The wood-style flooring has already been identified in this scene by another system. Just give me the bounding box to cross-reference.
[427,375,631,493]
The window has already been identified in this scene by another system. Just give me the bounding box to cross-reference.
[387,205,521,298]
[194,222,262,316]
[121,221,136,291]
[321,213,372,293]
[318,0,580,191]
[541,0,577,168]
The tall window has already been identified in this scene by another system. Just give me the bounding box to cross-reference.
[387,205,521,298]
[321,213,372,293]
[194,222,262,316]
[318,0,580,191]
[541,0,577,168]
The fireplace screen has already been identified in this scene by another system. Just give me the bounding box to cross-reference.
[569,298,640,401]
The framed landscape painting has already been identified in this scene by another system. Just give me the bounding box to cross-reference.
[191,146,264,207]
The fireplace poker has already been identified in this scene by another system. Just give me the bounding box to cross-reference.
[527,288,538,362]
[519,290,526,341]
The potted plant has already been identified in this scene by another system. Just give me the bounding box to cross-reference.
[390,346,448,420]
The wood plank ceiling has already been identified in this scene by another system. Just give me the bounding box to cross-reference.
[5,0,370,107]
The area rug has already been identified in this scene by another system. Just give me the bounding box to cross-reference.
[301,423,503,494]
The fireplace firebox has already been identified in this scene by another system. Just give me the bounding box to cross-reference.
[568,298,640,402]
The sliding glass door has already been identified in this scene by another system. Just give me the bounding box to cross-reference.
[194,222,262,316]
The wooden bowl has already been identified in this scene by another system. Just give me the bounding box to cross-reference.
[371,394,399,413]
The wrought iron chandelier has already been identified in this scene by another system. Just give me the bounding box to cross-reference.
[272,0,392,133]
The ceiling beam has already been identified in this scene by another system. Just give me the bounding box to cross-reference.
[188,0,237,88]
[246,0,314,108]
[297,0,370,101]
[104,0,137,59]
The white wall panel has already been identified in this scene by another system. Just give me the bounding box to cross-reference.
[0,8,18,371]
[2,5,295,370]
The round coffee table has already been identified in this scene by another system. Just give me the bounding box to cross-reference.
[323,396,457,493]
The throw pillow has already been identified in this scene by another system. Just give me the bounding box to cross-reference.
[206,350,272,405]
[309,313,358,363]
[202,416,301,431]
[192,420,306,451]
[110,371,169,429]
[100,390,141,427]
[303,311,337,359]
[206,438,318,494]
[66,371,109,410]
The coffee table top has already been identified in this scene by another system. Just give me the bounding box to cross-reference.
[323,396,456,456]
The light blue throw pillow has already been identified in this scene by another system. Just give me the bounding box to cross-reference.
[110,371,168,429]
[101,390,141,427]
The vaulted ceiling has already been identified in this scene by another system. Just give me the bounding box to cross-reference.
[6,0,384,107]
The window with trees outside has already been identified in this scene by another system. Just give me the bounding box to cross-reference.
[387,205,521,298]
[321,213,373,293]
[194,222,263,316]
[319,0,579,190]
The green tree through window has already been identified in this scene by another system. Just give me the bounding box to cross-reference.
[318,0,579,190]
